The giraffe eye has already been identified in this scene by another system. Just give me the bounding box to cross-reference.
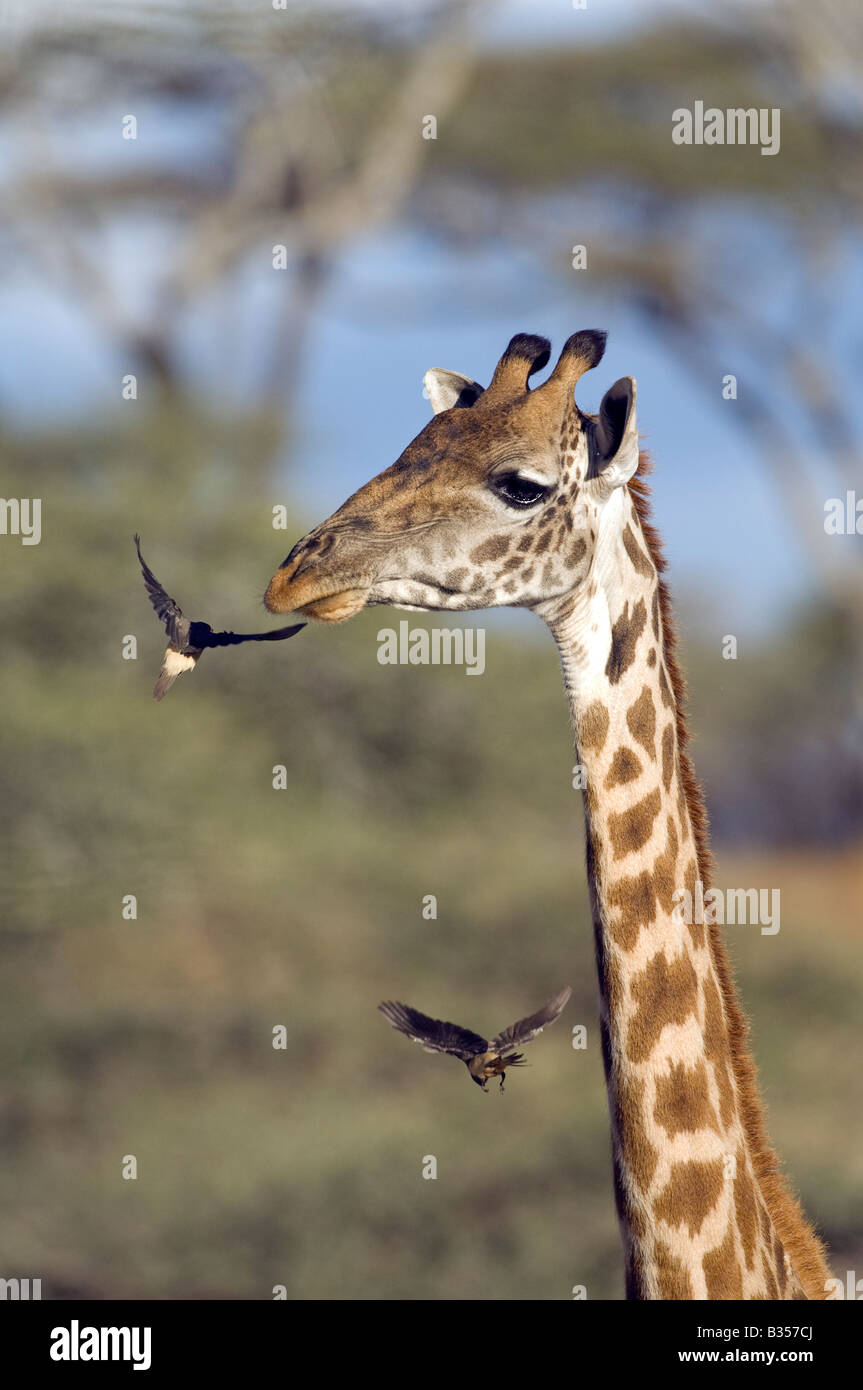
[491,473,550,509]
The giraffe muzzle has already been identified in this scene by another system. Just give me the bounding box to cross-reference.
[264,547,370,623]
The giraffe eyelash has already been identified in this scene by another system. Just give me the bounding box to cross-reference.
[490,472,552,509]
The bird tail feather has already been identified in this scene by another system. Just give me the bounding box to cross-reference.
[153,648,197,700]
[153,668,179,702]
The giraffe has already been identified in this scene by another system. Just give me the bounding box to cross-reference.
[263,331,831,1300]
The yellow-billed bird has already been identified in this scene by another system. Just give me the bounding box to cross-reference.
[378,987,571,1092]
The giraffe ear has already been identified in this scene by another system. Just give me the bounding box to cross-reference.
[424,368,485,415]
[590,376,639,487]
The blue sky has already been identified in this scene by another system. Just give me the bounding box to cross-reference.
[0,221,837,638]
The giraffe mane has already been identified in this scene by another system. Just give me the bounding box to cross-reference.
[627,450,831,1298]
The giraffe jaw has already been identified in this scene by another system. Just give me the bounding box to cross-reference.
[265,560,484,622]
[368,578,488,613]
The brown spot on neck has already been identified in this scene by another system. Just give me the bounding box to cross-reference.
[605,746,643,789]
[661,723,675,791]
[658,664,673,709]
[703,1225,744,1298]
[683,857,704,947]
[653,1059,720,1138]
[761,1253,780,1299]
[702,975,737,1130]
[733,1147,760,1271]
[606,869,656,951]
[655,1241,694,1299]
[622,522,654,577]
[774,1235,787,1294]
[626,685,657,760]
[605,598,647,685]
[579,700,610,753]
[654,1158,725,1238]
[626,949,698,1065]
[612,1072,659,1192]
[608,786,661,859]
[652,815,679,916]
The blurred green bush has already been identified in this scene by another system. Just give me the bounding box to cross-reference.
[0,404,859,1298]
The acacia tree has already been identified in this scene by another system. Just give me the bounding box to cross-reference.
[2,0,860,728]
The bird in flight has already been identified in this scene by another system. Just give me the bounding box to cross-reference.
[378,986,572,1092]
[134,534,305,701]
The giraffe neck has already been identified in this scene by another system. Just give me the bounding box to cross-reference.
[538,486,824,1300]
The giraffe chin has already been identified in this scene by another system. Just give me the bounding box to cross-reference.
[294,589,369,624]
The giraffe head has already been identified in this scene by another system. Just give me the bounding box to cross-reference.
[264,331,640,623]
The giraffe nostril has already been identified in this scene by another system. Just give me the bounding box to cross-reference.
[280,533,321,571]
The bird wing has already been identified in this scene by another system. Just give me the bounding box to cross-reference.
[199,623,306,647]
[378,1001,487,1061]
[490,986,572,1055]
[134,535,185,643]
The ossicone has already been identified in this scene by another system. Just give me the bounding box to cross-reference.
[538,330,607,398]
[481,332,552,405]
